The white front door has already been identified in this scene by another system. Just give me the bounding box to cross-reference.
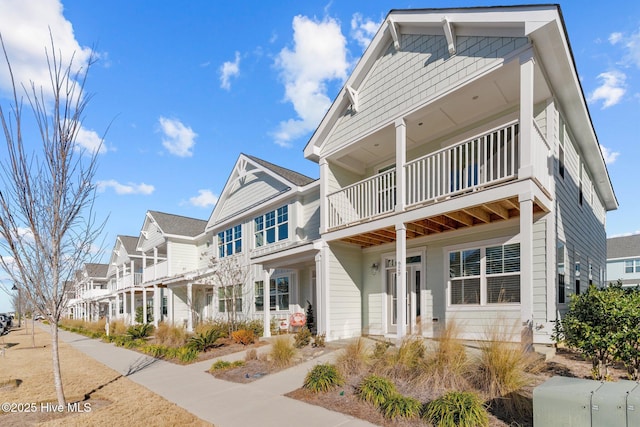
[387,262,421,334]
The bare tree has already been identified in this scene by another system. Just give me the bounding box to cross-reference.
[0,34,104,406]
[208,255,250,334]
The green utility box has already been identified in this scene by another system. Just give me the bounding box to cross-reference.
[534,376,640,427]
[591,380,638,427]
[533,376,600,426]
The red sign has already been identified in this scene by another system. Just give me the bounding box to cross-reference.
[290,312,306,327]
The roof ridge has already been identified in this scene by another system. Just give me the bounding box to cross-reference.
[243,154,316,186]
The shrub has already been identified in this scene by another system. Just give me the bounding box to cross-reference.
[127,323,154,339]
[188,328,222,352]
[303,363,344,393]
[423,391,489,427]
[357,375,397,408]
[245,348,258,361]
[176,346,199,363]
[114,335,133,347]
[209,360,245,372]
[418,320,470,392]
[231,329,255,346]
[135,305,153,324]
[381,394,422,420]
[270,336,295,368]
[155,322,188,347]
[110,319,127,335]
[312,333,325,348]
[142,344,168,359]
[372,339,392,360]
[294,326,312,348]
[336,337,370,377]
[236,319,263,338]
[377,337,426,381]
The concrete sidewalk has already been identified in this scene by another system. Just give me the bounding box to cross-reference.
[57,329,376,427]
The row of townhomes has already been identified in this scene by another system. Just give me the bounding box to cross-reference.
[67,5,617,347]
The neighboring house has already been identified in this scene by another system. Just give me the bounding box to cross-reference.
[136,210,209,330]
[303,5,617,344]
[106,235,144,324]
[606,234,640,288]
[69,263,109,321]
[205,154,320,337]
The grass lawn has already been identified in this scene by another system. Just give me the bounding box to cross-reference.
[0,324,211,426]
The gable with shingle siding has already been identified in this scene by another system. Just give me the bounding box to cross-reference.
[322,34,528,155]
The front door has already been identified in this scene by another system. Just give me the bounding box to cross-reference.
[386,259,422,334]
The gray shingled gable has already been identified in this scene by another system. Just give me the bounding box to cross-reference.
[118,235,142,256]
[85,263,109,278]
[244,154,316,187]
[607,234,640,259]
[149,211,207,237]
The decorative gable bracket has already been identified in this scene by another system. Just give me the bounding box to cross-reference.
[345,85,359,112]
[387,18,400,50]
[442,17,456,55]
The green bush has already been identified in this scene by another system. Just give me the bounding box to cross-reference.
[236,319,263,338]
[303,363,344,393]
[294,326,312,348]
[187,328,222,352]
[176,346,199,363]
[381,394,422,420]
[357,375,397,408]
[142,344,168,358]
[209,360,245,372]
[423,391,488,427]
[135,305,153,324]
[127,323,154,339]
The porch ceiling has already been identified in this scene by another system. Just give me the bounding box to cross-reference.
[338,196,546,248]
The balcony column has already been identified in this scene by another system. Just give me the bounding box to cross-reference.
[519,48,535,180]
[395,223,407,341]
[395,118,406,213]
[167,287,174,325]
[319,158,328,233]
[142,287,147,324]
[115,293,120,320]
[153,284,159,327]
[153,247,158,279]
[130,288,135,324]
[263,269,272,337]
[314,242,329,338]
[187,282,193,332]
[519,192,534,347]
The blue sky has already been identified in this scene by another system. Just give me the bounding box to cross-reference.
[1,0,639,311]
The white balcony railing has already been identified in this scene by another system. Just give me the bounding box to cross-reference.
[326,122,521,229]
[142,260,168,283]
[116,272,142,290]
[81,288,110,300]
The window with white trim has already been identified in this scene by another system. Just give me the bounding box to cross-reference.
[270,276,289,311]
[625,259,640,274]
[255,205,288,247]
[218,284,242,313]
[218,224,242,258]
[557,240,567,303]
[449,243,520,305]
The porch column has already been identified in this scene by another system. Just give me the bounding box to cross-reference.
[319,158,329,233]
[142,287,147,324]
[314,242,329,338]
[153,247,158,279]
[187,282,193,332]
[115,293,120,320]
[130,289,135,324]
[396,223,407,340]
[263,269,272,337]
[519,48,535,180]
[153,284,159,326]
[167,287,173,325]
[395,118,406,213]
[519,192,534,346]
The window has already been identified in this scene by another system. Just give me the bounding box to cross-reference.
[218,224,242,258]
[255,281,264,311]
[255,205,288,247]
[119,300,124,314]
[557,241,566,303]
[625,259,640,274]
[270,276,289,311]
[449,243,520,306]
[162,295,167,316]
[218,284,243,313]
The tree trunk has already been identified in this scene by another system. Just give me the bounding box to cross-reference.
[50,323,66,406]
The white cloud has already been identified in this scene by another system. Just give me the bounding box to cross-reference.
[158,117,197,157]
[96,179,154,195]
[219,51,240,90]
[0,0,93,98]
[350,13,381,50]
[189,189,218,208]
[273,15,349,147]
[600,144,620,164]
[609,32,623,45]
[588,70,626,108]
[76,126,106,154]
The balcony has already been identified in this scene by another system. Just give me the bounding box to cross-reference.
[81,288,110,300]
[142,260,168,283]
[326,121,549,231]
[116,272,142,290]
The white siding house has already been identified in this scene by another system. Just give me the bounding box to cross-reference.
[606,235,640,288]
[304,5,617,344]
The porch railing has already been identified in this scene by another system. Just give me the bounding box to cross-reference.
[142,260,168,283]
[326,121,521,229]
[117,272,142,290]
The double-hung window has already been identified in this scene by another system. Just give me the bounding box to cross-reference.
[218,284,242,313]
[255,277,290,311]
[255,205,288,247]
[218,224,242,258]
[625,259,640,274]
[449,242,520,306]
